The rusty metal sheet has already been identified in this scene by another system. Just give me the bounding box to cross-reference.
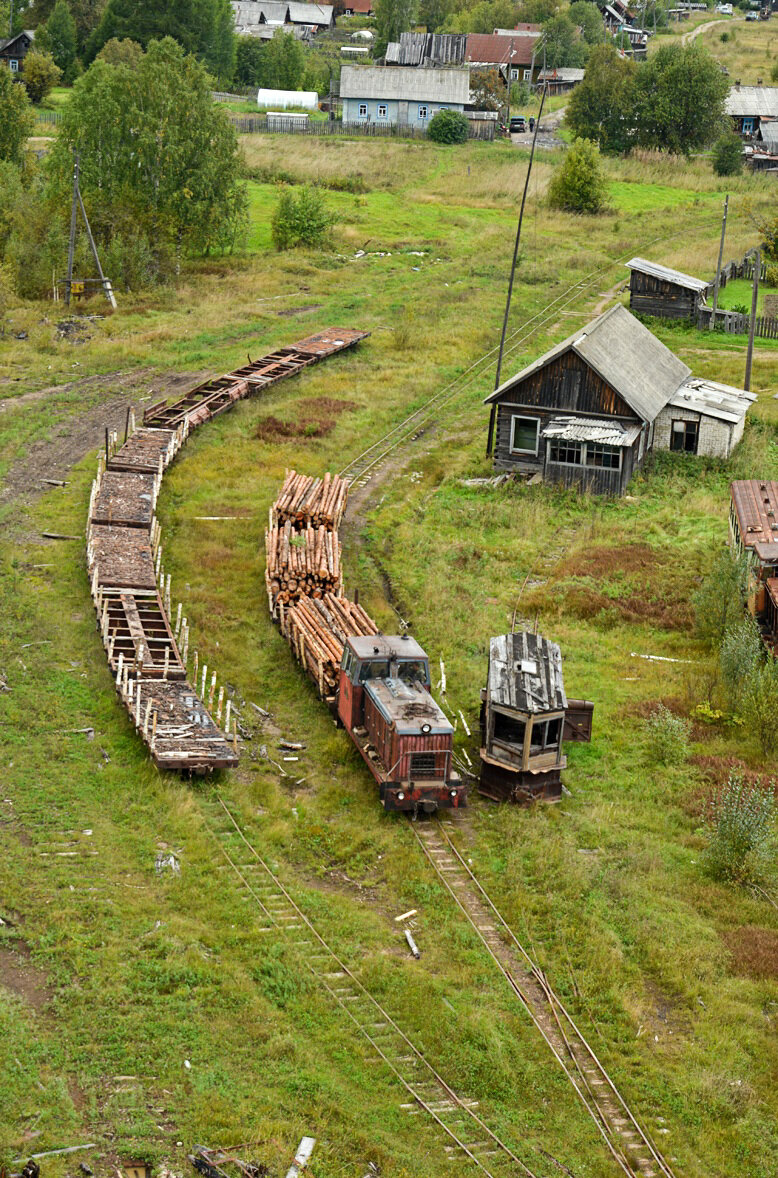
[91,471,156,528]
[291,327,370,356]
[90,525,156,590]
[731,480,778,562]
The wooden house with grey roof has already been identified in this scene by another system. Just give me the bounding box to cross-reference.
[479,631,592,803]
[484,304,754,494]
[626,257,710,320]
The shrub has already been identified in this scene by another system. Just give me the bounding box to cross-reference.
[645,704,690,765]
[742,660,778,756]
[705,772,776,884]
[720,615,763,708]
[692,547,749,646]
[427,109,470,145]
[548,137,608,214]
[0,65,35,165]
[712,131,743,176]
[21,50,62,104]
[270,185,335,250]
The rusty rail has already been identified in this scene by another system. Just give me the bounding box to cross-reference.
[87,328,368,772]
[412,818,680,1178]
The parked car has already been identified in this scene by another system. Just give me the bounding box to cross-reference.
[746,10,759,18]
[509,115,526,133]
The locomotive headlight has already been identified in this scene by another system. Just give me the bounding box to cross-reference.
[421,723,431,733]
[397,791,405,801]
[450,789,457,797]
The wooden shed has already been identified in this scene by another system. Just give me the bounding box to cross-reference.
[484,304,691,495]
[479,631,592,804]
[625,257,710,320]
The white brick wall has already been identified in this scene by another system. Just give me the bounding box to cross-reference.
[653,406,735,459]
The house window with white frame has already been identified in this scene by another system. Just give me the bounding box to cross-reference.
[9,58,19,72]
[358,102,368,118]
[377,103,387,119]
[510,415,539,456]
[510,67,518,80]
[418,104,428,120]
[523,68,531,79]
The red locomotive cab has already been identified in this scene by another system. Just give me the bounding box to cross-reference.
[336,635,465,813]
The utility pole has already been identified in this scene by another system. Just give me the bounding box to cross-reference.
[76,186,117,309]
[744,249,760,392]
[486,84,548,457]
[65,153,79,307]
[709,193,728,330]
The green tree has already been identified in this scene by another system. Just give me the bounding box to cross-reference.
[88,0,234,69]
[375,0,417,56]
[38,0,79,82]
[565,43,636,153]
[271,185,335,250]
[569,0,604,45]
[0,65,35,164]
[49,38,247,263]
[712,130,743,176]
[427,108,469,142]
[542,13,587,68]
[470,67,503,111]
[720,614,762,708]
[548,136,607,213]
[68,0,108,52]
[209,0,236,83]
[235,34,265,86]
[633,42,729,154]
[95,35,143,66]
[260,30,306,90]
[419,0,452,30]
[21,47,62,101]
[692,547,749,646]
[446,0,518,32]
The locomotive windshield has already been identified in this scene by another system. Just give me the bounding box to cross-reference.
[397,659,430,686]
[358,659,389,682]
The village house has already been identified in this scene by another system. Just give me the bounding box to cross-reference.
[493,23,543,37]
[342,0,375,12]
[626,257,710,319]
[537,67,585,94]
[0,29,34,74]
[339,64,469,127]
[726,84,778,139]
[465,33,541,83]
[484,304,754,494]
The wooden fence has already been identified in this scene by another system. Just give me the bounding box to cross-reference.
[697,249,777,338]
[35,109,63,125]
[228,114,495,140]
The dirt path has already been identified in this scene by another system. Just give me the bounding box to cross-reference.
[0,367,208,507]
[682,15,731,43]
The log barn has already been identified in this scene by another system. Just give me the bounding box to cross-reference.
[625,257,710,320]
[485,304,755,493]
[479,631,593,804]
[484,304,688,495]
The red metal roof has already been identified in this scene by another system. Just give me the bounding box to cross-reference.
[465,33,536,66]
[731,480,778,562]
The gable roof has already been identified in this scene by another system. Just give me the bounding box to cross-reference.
[287,1,334,23]
[231,1,290,25]
[626,257,710,292]
[0,29,34,52]
[340,64,470,104]
[725,86,778,118]
[465,33,536,66]
[484,303,691,423]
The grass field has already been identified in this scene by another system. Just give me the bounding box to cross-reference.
[696,15,778,83]
[2,134,778,1178]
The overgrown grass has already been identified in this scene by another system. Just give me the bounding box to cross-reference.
[2,133,778,1178]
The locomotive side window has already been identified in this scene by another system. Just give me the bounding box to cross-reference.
[359,659,389,682]
[493,711,525,748]
[341,648,356,677]
[397,659,429,685]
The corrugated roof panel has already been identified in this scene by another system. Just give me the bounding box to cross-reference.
[340,64,470,103]
[625,257,710,292]
[725,86,778,118]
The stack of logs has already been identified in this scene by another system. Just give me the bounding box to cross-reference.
[272,469,348,531]
[283,594,378,697]
[265,520,342,609]
[265,469,381,700]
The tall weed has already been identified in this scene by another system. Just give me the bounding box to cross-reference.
[705,773,776,884]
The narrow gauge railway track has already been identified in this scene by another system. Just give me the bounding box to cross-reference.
[412,818,678,1178]
[338,241,669,491]
[204,794,549,1178]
